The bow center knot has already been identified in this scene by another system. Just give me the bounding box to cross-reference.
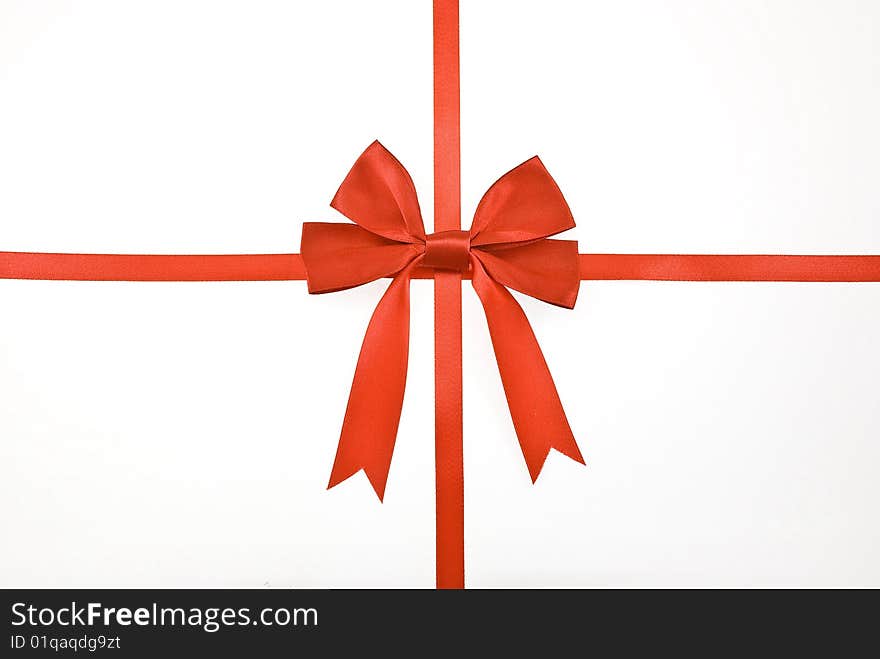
[423,230,471,272]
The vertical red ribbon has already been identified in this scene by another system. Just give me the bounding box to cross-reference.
[433,0,464,589]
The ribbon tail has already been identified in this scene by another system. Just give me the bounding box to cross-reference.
[471,257,584,482]
[327,263,416,501]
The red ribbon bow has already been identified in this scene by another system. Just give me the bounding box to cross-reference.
[301,141,585,500]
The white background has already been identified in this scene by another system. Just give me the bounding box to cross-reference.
[1,0,878,587]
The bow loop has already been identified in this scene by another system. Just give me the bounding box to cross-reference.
[301,222,420,294]
[472,239,579,309]
[330,141,426,243]
[470,156,575,247]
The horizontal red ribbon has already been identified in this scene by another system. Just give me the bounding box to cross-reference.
[4,252,880,282]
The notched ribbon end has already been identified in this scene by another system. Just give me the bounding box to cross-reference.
[527,443,587,484]
[328,467,388,503]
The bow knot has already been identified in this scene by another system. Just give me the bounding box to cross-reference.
[301,140,584,499]
[423,230,471,272]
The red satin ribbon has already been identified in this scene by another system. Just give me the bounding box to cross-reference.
[432,0,463,587]
[3,0,880,592]
[4,252,880,283]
